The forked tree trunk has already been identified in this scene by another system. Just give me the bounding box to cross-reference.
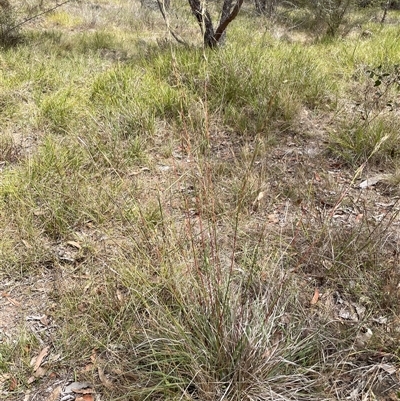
[188,0,216,47]
[188,0,244,48]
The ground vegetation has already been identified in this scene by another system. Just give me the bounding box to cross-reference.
[1,1,400,400]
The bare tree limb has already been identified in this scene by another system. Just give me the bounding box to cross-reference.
[156,0,187,45]
[214,0,244,43]
[381,0,390,24]
[5,0,72,34]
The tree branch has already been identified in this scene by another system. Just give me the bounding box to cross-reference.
[156,0,187,45]
[188,0,214,39]
[5,0,72,34]
[214,0,244,43]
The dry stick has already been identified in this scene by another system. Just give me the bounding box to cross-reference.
[5,0,72,33]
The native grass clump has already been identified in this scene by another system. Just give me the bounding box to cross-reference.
[1,1,400,400]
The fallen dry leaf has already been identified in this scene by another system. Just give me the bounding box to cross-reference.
[35,367,47,378]
[32,346,50,372]
[27,363,48,383]
[310,288,319,305]
[0,373,11,390]
[73,387,95,394]
[355,213,363,223]
[359,174,391,189]
[76,395,95,401]
[67,240,81,249]
[267,214,279,224]
[45,385,62,401]
[116,288,124,304]
[379,363,397,375]
[256,191,265,201]
[33,209,45,216]
[90,349,98,363]
[355,327,373,347]
[262,348,271,359]
[64,382,92,393]
[128,167,150,176]
[372,316,388,325]
[9,376,17,391]
[78,302,89,312]
[82,363,94,372]
[252,191,265,211]
[98,366,114,389]
[1,292,21,307]
[21,240,32,249]
[49,353,61,363]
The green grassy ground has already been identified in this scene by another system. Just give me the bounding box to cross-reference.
[1,1,400,400]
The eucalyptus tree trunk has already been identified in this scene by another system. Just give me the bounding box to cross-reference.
[188,0,244,48]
